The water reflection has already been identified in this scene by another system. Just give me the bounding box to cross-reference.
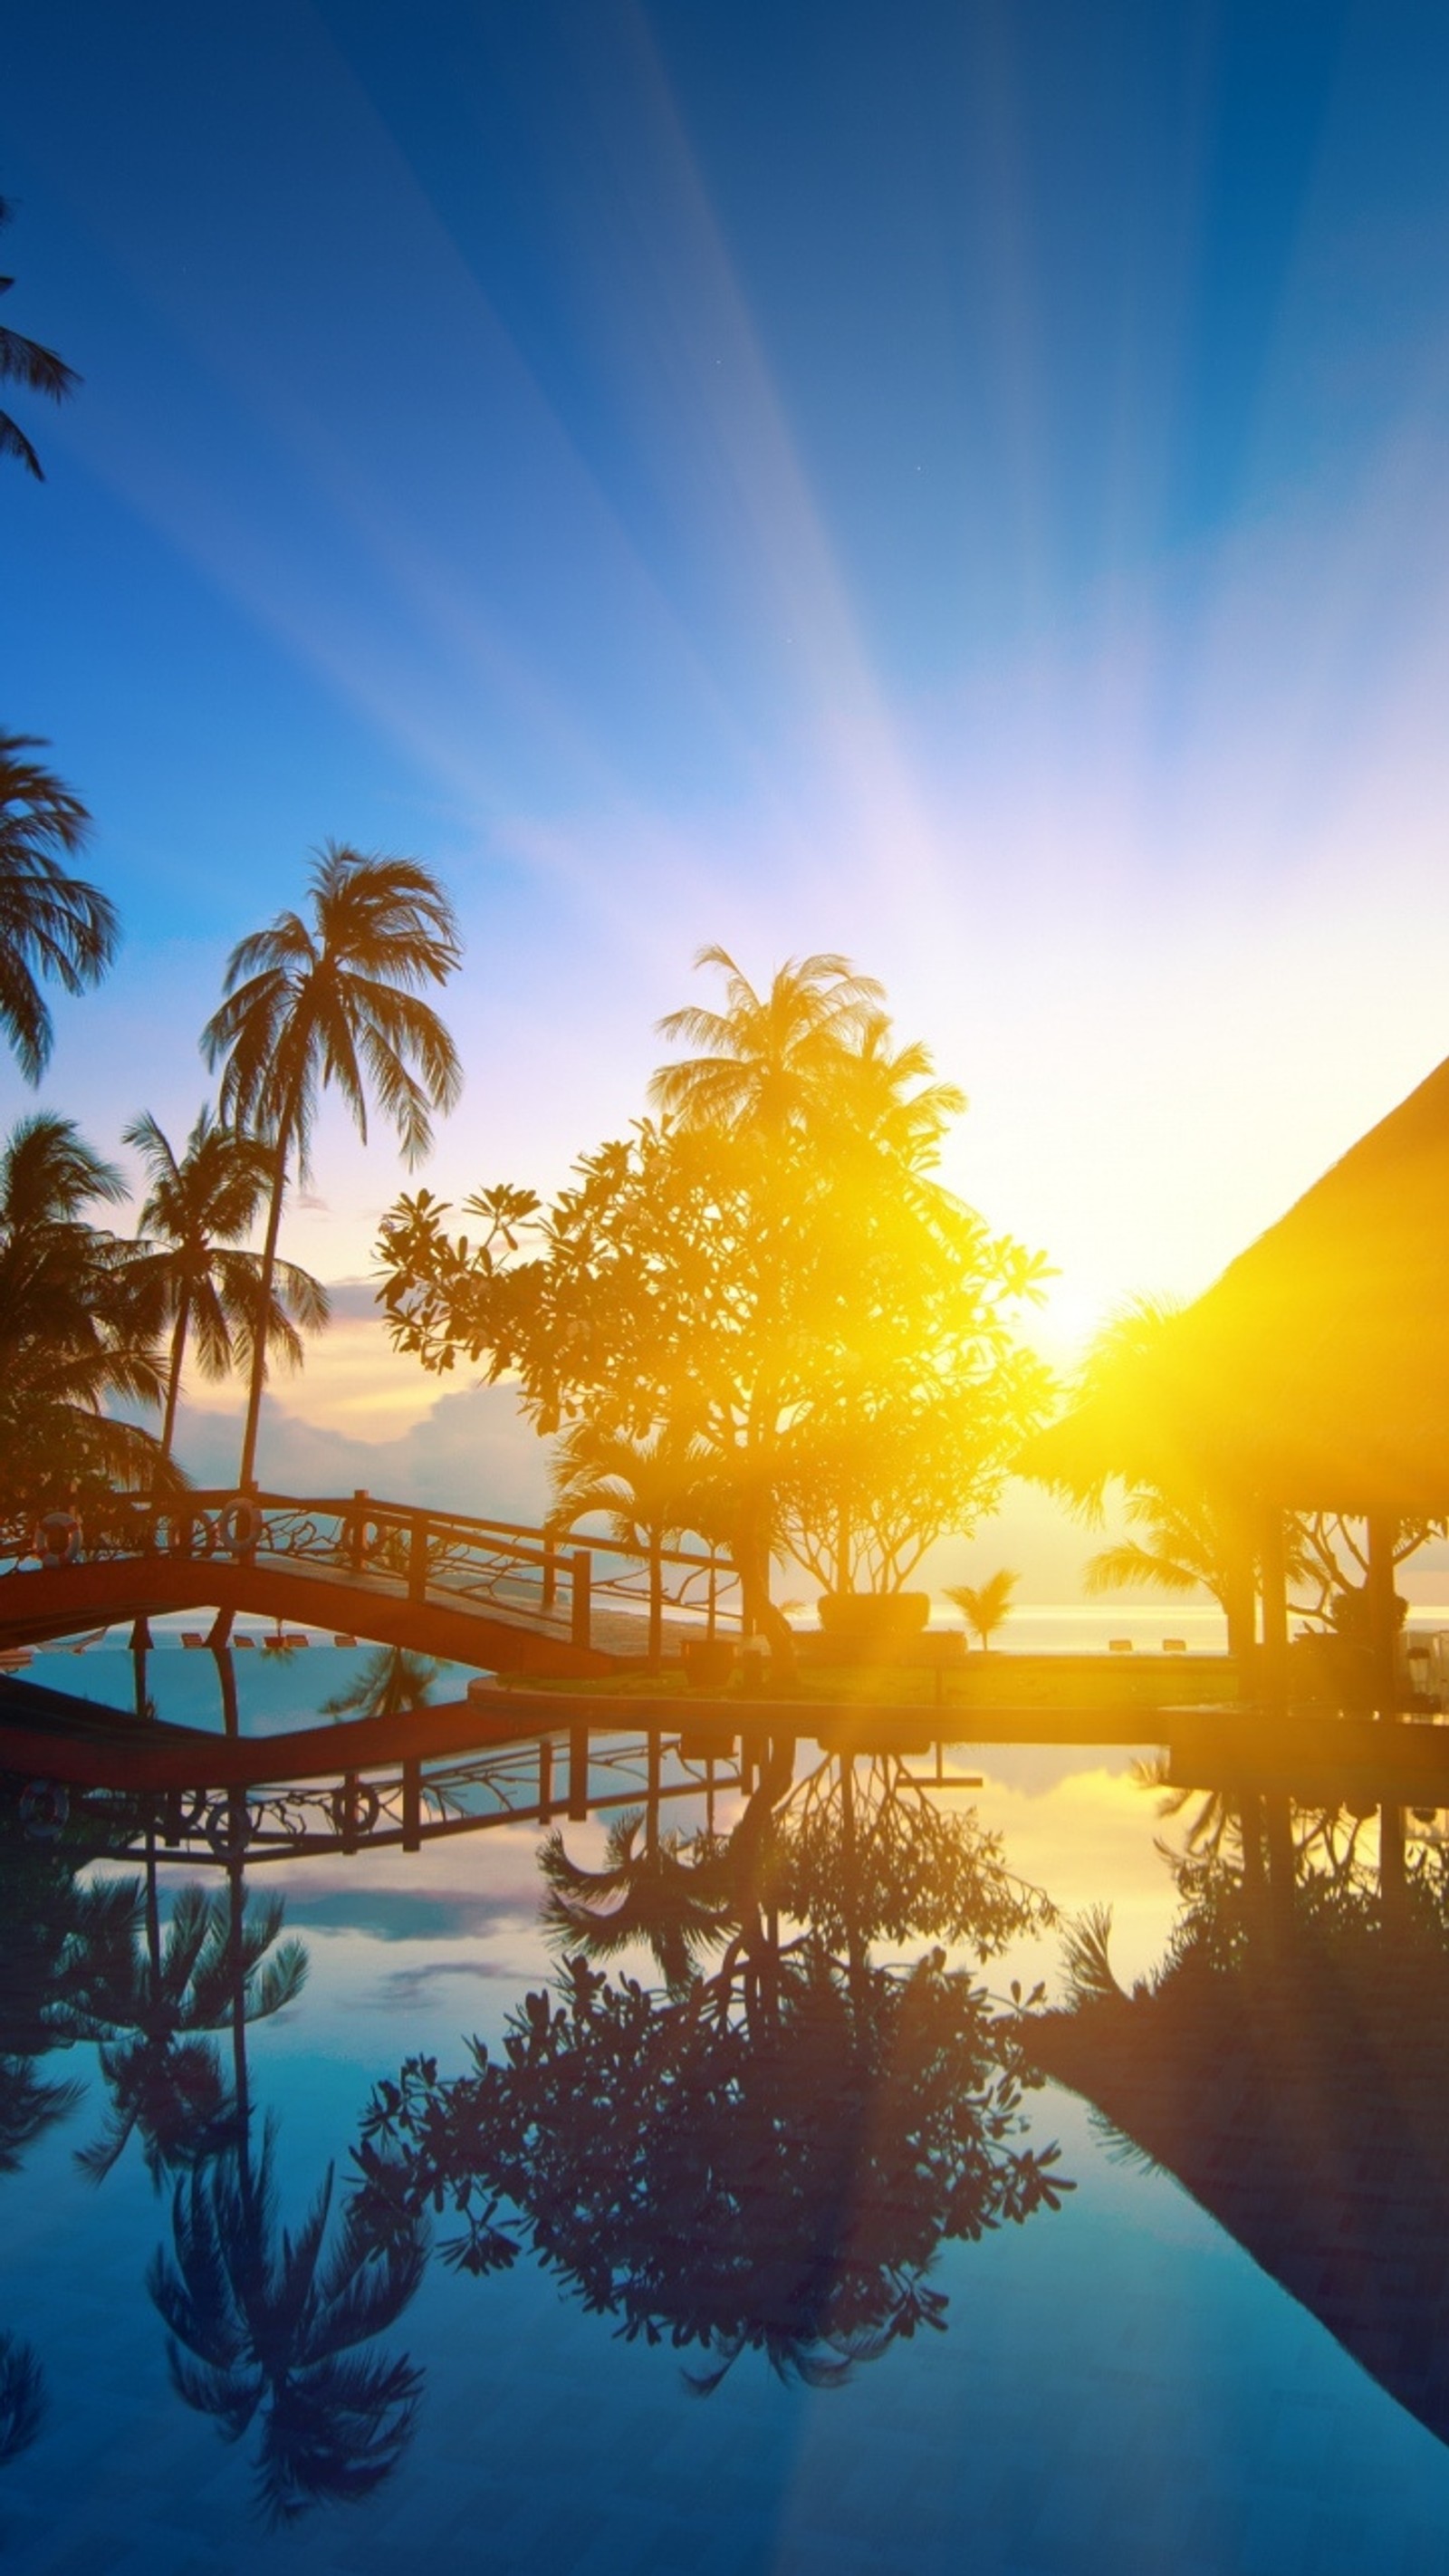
[151,2127,425,2524]
[1034,1767,1449,2449]
[355,1746,1071,2391]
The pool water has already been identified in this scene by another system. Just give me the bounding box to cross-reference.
[2,1677,1448,2574]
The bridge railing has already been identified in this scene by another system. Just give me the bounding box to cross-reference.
[0,1486,744,1651]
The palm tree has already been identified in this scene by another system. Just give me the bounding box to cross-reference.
[0,197,81,480]
[202,844,461,1490]
[945,1568,1019,1650]
[0,1113,168,1516]
[124,1108,330,1466]
[649,947,884,1134]
[149,2126,425,2523]
[549,1419,716,1669]
[835,1010,965,1173]
[0,734,118,1081]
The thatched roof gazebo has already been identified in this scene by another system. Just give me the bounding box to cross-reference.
[1025,1052,1449,1724]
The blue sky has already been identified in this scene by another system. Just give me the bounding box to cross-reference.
[7,0,1449,1542]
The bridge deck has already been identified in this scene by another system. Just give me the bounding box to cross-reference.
[0,1552,619,1675]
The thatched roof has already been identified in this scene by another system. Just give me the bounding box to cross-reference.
[1025,1053,1449,1515]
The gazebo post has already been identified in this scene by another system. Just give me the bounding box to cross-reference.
[1367,1516,1407,1929]
[1258,1501,1290,1726]
[1366,1514,1399,1721]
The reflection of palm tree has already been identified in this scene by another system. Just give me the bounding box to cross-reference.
[124,1109,330,1466]
[202,845,461,1490]
[75,1874,306,2187]
[321,1645,439,1725]
[550,1420,715,1669]
[151,2124,425,2523]
[0,2332,43,2466]
[539,1812,738,1994]
[537,1731,797,1995]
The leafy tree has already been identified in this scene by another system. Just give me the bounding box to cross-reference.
[379,954,1051,1660]
[0,734,118,1082]
[202,844,461,1489]
[0,1114,172,1523]
[125,1108,330,1465]
[945,1570,1019,1650]
[0,197,80,480]
[354,1941,1070,2394]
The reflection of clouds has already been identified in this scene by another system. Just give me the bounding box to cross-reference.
[370,1959,513,2010]
[284,1888,535,1943]
[971,1762,1179,2003]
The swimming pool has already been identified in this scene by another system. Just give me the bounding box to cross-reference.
[1,1675,1446,2573]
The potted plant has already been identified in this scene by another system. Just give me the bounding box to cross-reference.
[816,1591,931,1648]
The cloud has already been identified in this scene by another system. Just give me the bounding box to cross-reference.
[173,1374,552,1523]
[283,1887,536,1942]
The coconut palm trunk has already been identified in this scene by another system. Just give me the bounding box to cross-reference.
[236,1134,291,1494]
[159,1303,189,1467]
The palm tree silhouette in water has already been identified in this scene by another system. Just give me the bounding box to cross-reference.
[75,1864,305,2187]
[149,1853,425,2522]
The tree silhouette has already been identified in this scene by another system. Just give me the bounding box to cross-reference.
[0,197,81,480]
[0,734,117,1084]
[538,1811,741,1996]
[203,844,460,1489]
[945,1570,1020,1651]
[355,1942,1069,2394]
[649,947,885,1135]
[0,1113,169,1520]
[0,2333,43,2466]
[379,953,1051,1658]
[74,1873,306,2187]
[321,1645,439,1725]
[125,1109,330,1466]
[150,2123,425,2523]
[549,1418,717,1668]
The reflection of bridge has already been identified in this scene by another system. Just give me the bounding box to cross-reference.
[0,1488,743,1675]
[0,1669,756,1869]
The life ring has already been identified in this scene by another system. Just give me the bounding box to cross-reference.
[217,1495,264,1558]
[331,1782,380,1839]
[166,1508,216,1560]
[34,1511,81,1569]
[205,1797,254,1858]
[18,1780,69,1841]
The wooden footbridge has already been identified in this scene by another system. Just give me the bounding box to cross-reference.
[0,1487,741,1676]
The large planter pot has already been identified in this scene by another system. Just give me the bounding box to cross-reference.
[816,1591,930,1646]
[681,1638,736,1691]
